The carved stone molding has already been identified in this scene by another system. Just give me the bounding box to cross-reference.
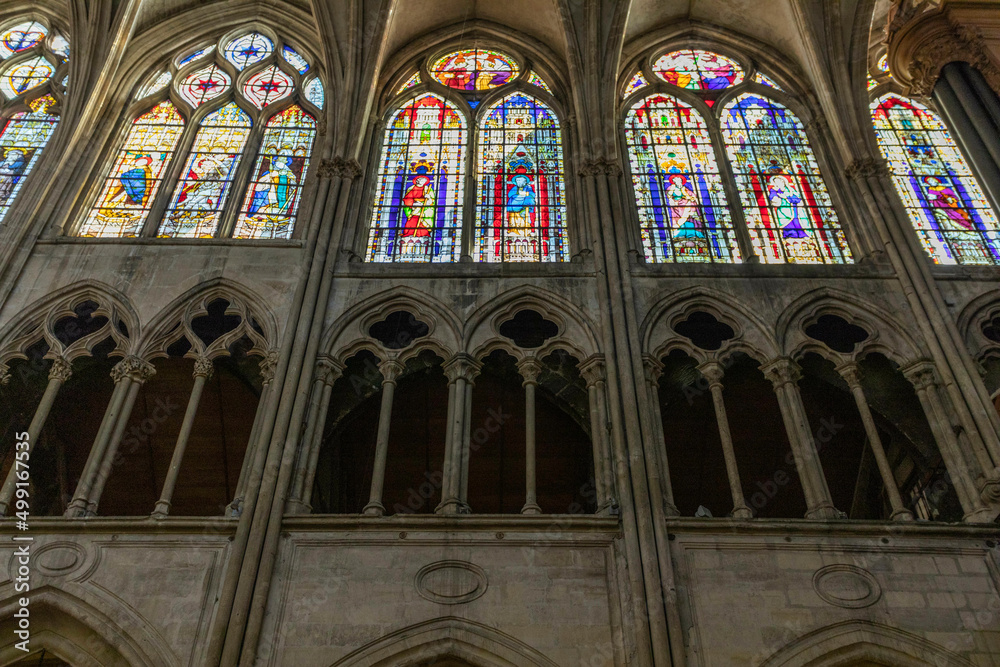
[812,564,882,609]
[577,157,623,177]
[414,560,488,605]
[47,356,73,382]
[110,355,155,384]
[193,357,214,379]
[259,350,280,385]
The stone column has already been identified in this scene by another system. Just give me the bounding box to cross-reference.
[641,357,680,516]
[437,354,480,514]
[65,356,154,517]
[698,361,753,519]
[228,353,278,517]
[517,357,543,515]
[903,361,994,522]
[288,357,343,513]
[85,357,156,516]
[762,358,840,520]
[580,355,615,514]
[152,357,213,518]
[836,362,914,521]
[0,357,72,515]
[362,359,404,517]
[459,378,475,508]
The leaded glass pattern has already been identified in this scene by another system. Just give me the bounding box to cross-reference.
[624,71,649,98]
[721,93,851,264]
[625,94,740,263]
[475,93,567,262]
[526,71,552,94]
[872,94,1000,264]
[429,49,519,91]
[282,46,309,74]
[223,33,273,70]
[397,72,421,94]
[139,71,172,99]
[80,102,185,237]
[368,94,467,262]
[653,50,744,91]
[160,103,251,238]
[1,56,55,98]
[242,66,293,109]
[0,95,58,223]
[49,34,69,59]
[178,46,214,67]
[178,64,230,107]
[0,21,45,58]
[233,106,316,239]
[304,78,324,108]
[754,72,783,90]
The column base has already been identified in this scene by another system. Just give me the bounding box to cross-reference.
[596,499,619,517]
[64,499,88,518]
[662,501,680,517]
[435,499,466,515]
[362,501,385,517]
[225,498,243,518]
[890,508,915,522]
[962,507,999,524]
[285,499,311,515]
[150,500,170,519]
[521,503,542,515]
[804,505,843,520]
[730,506,753,520]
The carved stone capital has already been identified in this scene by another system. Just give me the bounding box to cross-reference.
[697,360,726,388]
[577,156,622,178]
[516,356,543,386]
[111,355,155,384]
[835,361,862,389]
[317,156,363,180]
[844,157,891,181]
[761,357,802,389]
[901,359,940,390]
[378,358,406,384]
[0,364,9,386]
[443,353,482,384]
[48,356,73,383]
[315,356,345,386]
[193,357,214,379]
[642,356,664,386]
[259,351,280,385]
[579,354,607,388]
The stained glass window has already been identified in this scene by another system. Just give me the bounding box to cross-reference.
[1,57,55,98]
[79,102,185,237]
[223,33,273,70]
[397,72,421,94]
[178,64,230,107]
[653,50,744,91]
[721,93,851,264]
[867,74,879,92]
[178,46,213,67]
[0,21,45,58]
[49,34,70,59]
[625,94,740,263]
[282,45,309,74]
[475,93,567,262]
[242,65,293,109]
[304,77,324,109]
[233,106,316,239]
[430,49,519,91]
[872,94,1000,264]
[368,94,467,262]
[526,71,552,94]
[624,71,649,99]
[754,72,783,90]
[0,95,58,223]
[138,71,172,99]
[877,54,890,74]
[159,103,251,238]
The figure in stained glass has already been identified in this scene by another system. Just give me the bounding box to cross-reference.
[248,155,297,216]
[624,93,739,263]
[430,48,519,91]
[652,50,744,91]
[871,94,1000,264]
[0,148,27,203]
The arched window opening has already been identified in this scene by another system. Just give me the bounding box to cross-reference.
[475,93,568,262]
[624,93,740,263]
[79,29,322,239]
[0,17,69,225]
[368,94,467,262]
[368,46,568,264]
[722,93,852,264]
[652,49,745,91]
[871,94,1000,265]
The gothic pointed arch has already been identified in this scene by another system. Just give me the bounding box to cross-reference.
[329,617,560,667]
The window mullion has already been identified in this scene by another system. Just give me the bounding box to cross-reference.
[462,123,477,261]
[707,111,757,263]
[217,115,264,238]
[140,115,199,237]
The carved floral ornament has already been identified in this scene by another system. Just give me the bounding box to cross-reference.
[885,1,1000,96]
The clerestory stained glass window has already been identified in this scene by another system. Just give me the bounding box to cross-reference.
[233,105,316,239]
[430,48,519,91]
[624,71,649,98]
[653,50,744,91]
[160,103,251,238]
[872,94,1000,264]
[367,94,467,262]
[721,93,851,264]
[242,65,293,109]
[1,56,55,98]
[0,95,58,223]
[625,94,740,263]
[223,32,273,70]
[0,21,45,58]
[79,102,185,237]
[475,93,567,262]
